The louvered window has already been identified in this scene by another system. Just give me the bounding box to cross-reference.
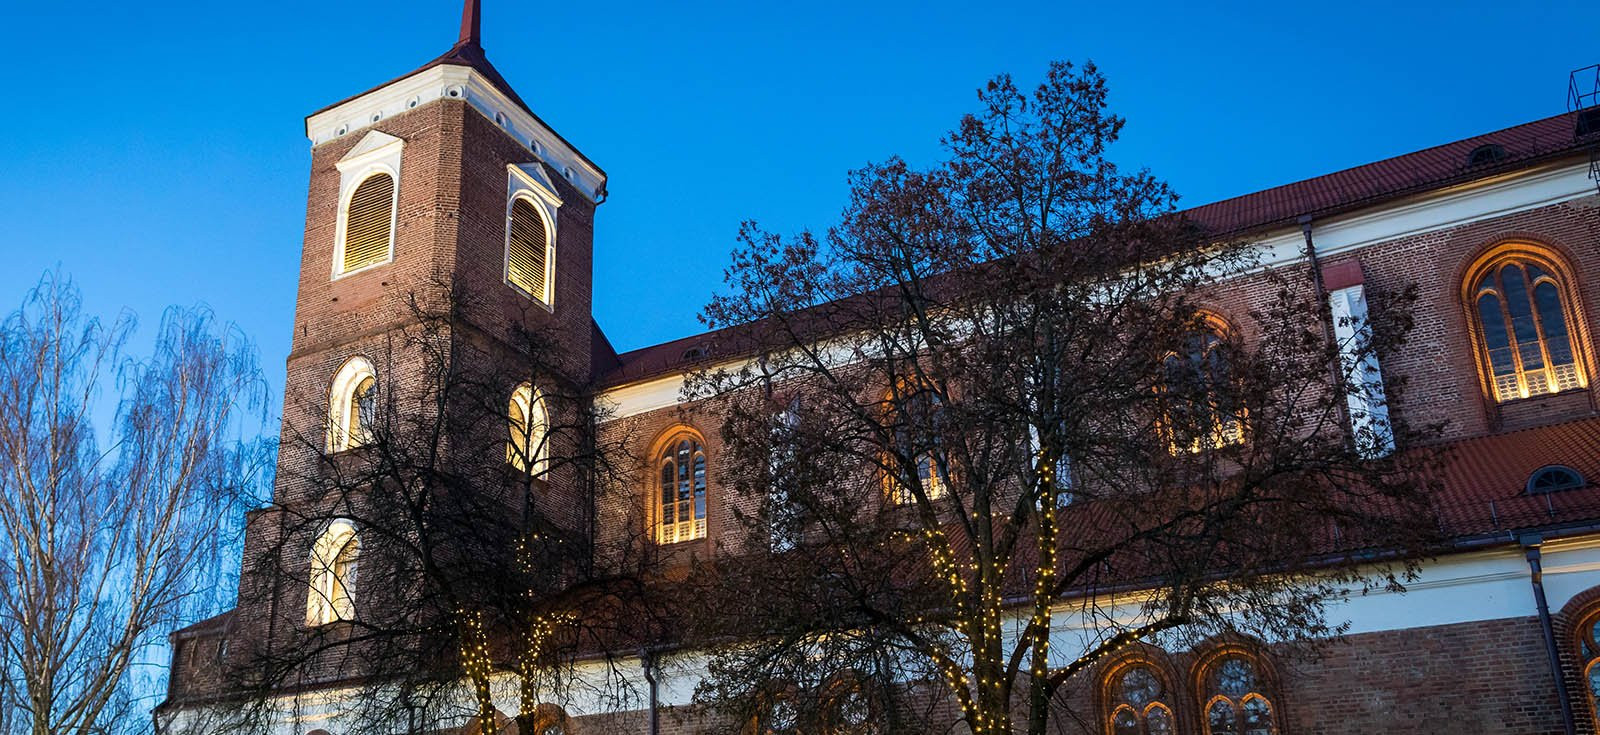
[1468,249,1588,402]
[507,197,550,301]
[341,173,394,273]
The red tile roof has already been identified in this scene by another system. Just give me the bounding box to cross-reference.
[597,111,1597,389]
[1433,416,1600,538]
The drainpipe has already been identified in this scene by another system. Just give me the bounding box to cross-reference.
[641,648,660,735]
[1299,216,1354,434]
[1522,534,1578,735]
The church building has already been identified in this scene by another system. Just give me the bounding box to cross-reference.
[158,2,1600,733]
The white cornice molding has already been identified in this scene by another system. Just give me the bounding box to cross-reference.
[1253,157,1596,268]
[596,159,1600,409]
[306,65,606,203]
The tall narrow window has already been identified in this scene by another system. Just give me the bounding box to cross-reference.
[340,172,395,274]
[306,519,359,626]
[508,382,549,475]
[1104,664,1177,735]
[657,433,708,543]
[507,196,552,303]
[1160,319,1244,453]
[1200,654,1276,735]
[768,401,804,551]
[327,357,378,453]
[1467,248,1588,402]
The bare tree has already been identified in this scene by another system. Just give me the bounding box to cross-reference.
[0,273,267,735]
[213,283,664,735]
[684,61,1442,734]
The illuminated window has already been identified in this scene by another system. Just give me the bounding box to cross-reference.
[508,382,549,475]
[884,384,949,505]
[1104,663,1177,735]
[1467,246,1588,402]
[750,686,801,735]
[306,519,359,626]
[327,357,378,453]
[1200,653,1276,735]
[529,704,570,735]
[656,432,708,544]
[1575,607,1600,725]
[506,195,554,303]
[1160,318,1244,453]
[337,172,396,274]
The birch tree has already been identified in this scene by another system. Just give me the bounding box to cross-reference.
[0,273,266,734]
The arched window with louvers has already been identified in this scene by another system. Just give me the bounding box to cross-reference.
[1464,244,1590,403]
[336,171,397,275]
[505,194,555,304]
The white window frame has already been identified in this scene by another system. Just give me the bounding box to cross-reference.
[306,518,360,626]
[508,382,550,476]
[327,356,377,453]
[332,131,404,279]
[505,162,562,308]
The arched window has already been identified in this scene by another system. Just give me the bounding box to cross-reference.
[1466,247,1588,402]
[339,171,396,274]
[306,519,359,626]
[824,685,877,734]
[1160,318,1244,453]
[656,432,708,544]
[506,196,554,303]
[1199,653,1276,735]
[1574,606,1600,725]
[883,384,949,505]
[508,383,549,475]
[529,704,570,735]
[749,685,801,735]
[327,357,378,453]
[1104,663,1177,735]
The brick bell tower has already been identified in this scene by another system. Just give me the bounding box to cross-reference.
[269,0,606,517]
[172,0,610,700]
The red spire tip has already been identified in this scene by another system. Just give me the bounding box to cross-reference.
[457,0,481,47]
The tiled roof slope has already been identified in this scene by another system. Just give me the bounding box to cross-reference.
[1433,416,1600,537]
[597,110,1597,389]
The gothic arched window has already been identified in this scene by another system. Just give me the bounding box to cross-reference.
[656,432,708,544]
[506,195,554,303]
[1160,317,1244,453]
[1574,606,1600,726]
[508,382,549,475]
[327,357,378,453]
[1104,663,1177,735]
[1199,653,1277,735]
[1466,246,1588,402]
[338,171,396,274]
[306,519,359,626]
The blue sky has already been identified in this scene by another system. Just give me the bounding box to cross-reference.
[3,0,1599,408]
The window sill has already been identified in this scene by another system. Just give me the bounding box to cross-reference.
[1494,387,1593,431]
